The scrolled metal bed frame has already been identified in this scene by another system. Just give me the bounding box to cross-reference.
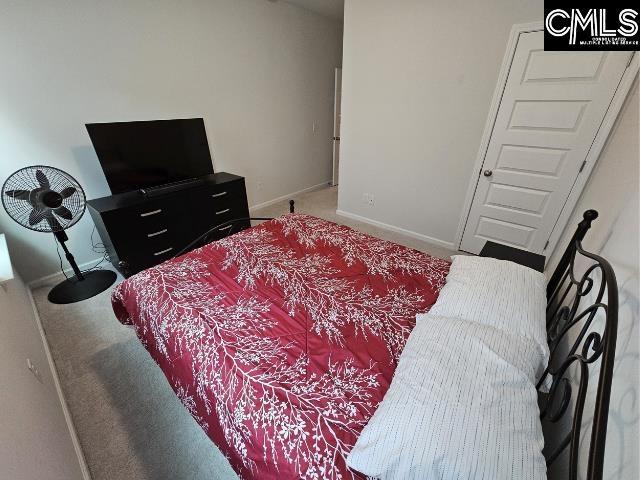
[176,205,619,480]
[540,210,618,480]
[173,200,296,258]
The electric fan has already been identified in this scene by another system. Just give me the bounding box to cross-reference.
[1,166,117,304]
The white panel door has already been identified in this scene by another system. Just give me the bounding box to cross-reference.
[460,31,632,255]
[332,67,342,186]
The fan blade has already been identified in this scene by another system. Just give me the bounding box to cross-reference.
[28,208,47,226]
[35,169,50,188]
[54,206,73,220]
[60,186,77,199]
[5,189,31,201]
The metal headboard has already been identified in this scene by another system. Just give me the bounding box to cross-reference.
[539,210,618,480]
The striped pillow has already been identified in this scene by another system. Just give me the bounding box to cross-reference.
[347,314,546,479]
[428,255,549,379]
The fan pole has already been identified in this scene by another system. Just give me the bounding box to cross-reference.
[54,230,85,281]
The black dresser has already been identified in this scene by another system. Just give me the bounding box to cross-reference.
[87,172,250,277]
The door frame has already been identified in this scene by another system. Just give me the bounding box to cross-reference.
[332,67,342,186]
[454,20,639,261]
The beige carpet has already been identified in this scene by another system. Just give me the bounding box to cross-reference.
[33,185,456,480]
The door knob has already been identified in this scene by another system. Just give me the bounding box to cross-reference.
[483,170,493,177]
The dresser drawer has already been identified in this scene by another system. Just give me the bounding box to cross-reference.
[191,180,249,234]
[105,202,189,256]
[129,201,183,232]
[130,216,188,246]
[195,206,238,235]
[192,181,246,208]
[135,227,183,253]
[121,228,191,269]
[140,241,179,263]
[126,246,177,274]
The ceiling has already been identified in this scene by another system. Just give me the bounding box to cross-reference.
[283,0,344,21]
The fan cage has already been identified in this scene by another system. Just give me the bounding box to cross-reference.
[1,165,86,232]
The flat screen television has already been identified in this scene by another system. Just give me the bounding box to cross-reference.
[86,118,214,195]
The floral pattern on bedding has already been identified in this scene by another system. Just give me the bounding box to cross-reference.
[112,214,450,479]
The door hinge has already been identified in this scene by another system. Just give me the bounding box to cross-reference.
[543,240,550,251]
[579,160,587,173]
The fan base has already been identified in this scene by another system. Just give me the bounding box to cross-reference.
[48,270,118,304]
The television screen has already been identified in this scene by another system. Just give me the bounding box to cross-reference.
[86,118,214,194]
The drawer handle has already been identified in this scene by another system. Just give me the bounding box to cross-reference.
[140,209,162,217]
[147,228,168,238]
[218,225,233,231]
[216,208,231,215]
[211,191,227,198]
[153,247,173,256]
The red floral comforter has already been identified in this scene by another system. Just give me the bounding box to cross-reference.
[112,214,450,479]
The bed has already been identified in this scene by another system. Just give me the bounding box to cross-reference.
[112,208,618,480]
[112,213,450,479]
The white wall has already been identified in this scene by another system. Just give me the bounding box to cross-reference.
[338,0,542,247]
[0,267,85,479]
[339,1,638,475]
[0,0,343,282]
[547,78,639,480]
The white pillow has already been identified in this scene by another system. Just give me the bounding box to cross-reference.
[347,315,546,480]
[429,255,549,377]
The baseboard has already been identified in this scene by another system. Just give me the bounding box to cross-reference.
[26,287,92,480]
[335,209,456,250]
[249,181,332,212]
[28,257,105,290]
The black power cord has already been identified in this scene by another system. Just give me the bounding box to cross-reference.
[82,225,110,272]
